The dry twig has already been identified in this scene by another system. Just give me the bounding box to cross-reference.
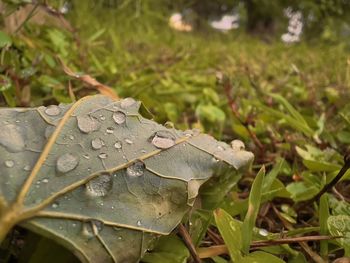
[178,224,202,263]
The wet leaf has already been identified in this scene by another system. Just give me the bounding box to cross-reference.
[0,95,253,262]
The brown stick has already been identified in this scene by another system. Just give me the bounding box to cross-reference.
[198,235,338,259]
[178,224,202,263]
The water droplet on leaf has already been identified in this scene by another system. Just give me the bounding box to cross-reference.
[98,153,108,159]
[45,105,61,116]
[120,97,136,109]
[125,138,133,144]
[77,115,100,133]
[56,153,79,173]
[126,160,145,177]
[151,130,176,149]
[114,141,122,149]
[52,202,59,208]
[23,164,31,171]
[259,228,269,236]
[106,127,114,134]
[91,138,104,150]
[112,111,126,124]
[0,124,25,152]
[44,126,55,139]
[231,139,245,151]
[217,145,224,151]
[86,174,113,197]
[4,160,14,168]
[137,220,142,226]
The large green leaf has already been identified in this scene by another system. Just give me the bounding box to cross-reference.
[0,95,253,262]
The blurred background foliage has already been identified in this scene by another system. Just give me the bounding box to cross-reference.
[1,0,350,262]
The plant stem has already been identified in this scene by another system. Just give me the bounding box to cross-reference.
[0,210,18,244]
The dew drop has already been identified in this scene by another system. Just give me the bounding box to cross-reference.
[106,127,114,134]
[114,141,122,149]
[52,202,59,209]
[45,105,61,116]
[69,135,75,140]
[99,115,106,121]
[151,130,176,149]
[231,140,245,151]
[83,154,90,159]
[86,174,113,197]
[125,138,133,144]
[56,153,79,174]
[217,145,224,151]
[259,228,269,237]
[91,220,104,234]
[120,97,136,109]
[81,222,94,238]
[77,115,101,134]
[137,220,142,226]
[112,111,126,124]
[0,124,25,153]
[23,164,31,171]
[42,178,49,183]
[184,130,193,137]
[98,153,108,159]
[91,138,104,150]
[44,126,55,139]
[126,160,145,177]
[211,157,219,163]
[72,223,77,227]
[4,160,14,168]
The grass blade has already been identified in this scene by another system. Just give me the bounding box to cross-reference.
[242,166,266,254]
[319,194,329,259]
[214,208,242,262]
